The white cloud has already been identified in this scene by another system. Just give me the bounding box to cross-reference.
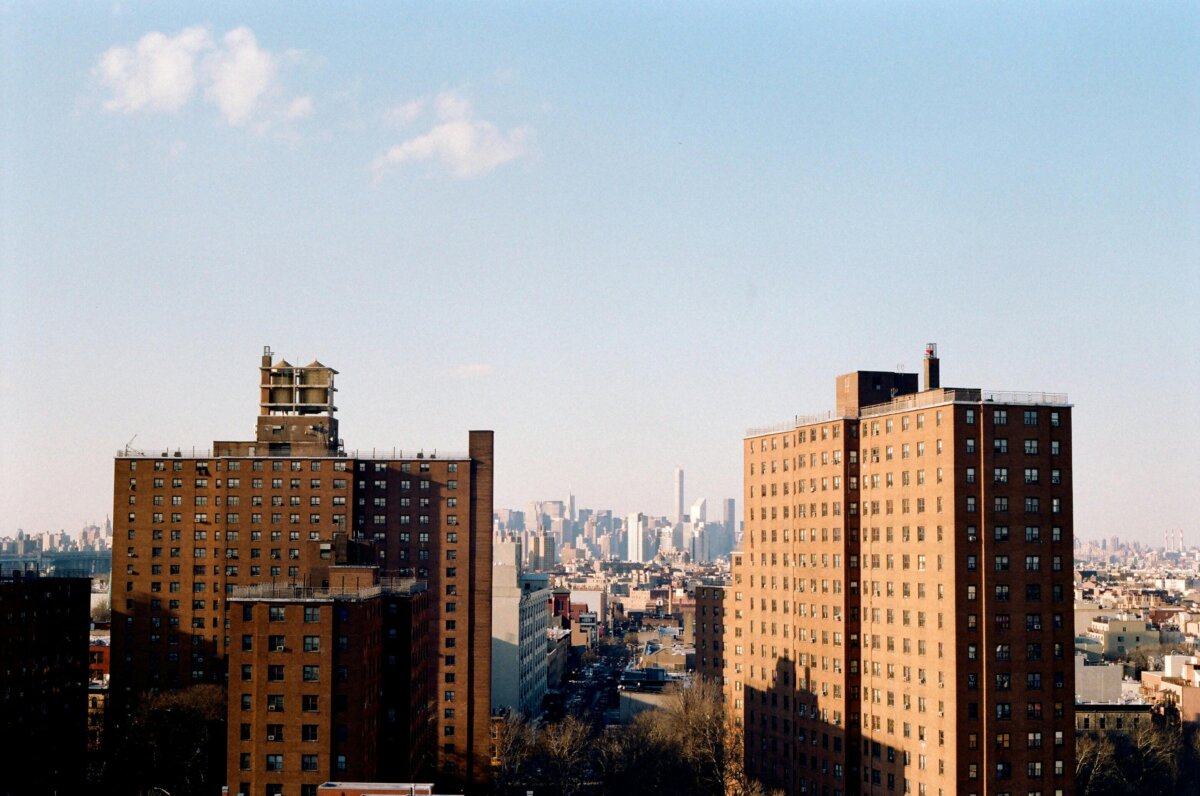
[447,364,495,380]
[285,96,314,120]
[383,99,425,127]
[95,25,307,131]
[202,27,276,126]
[372,91,532,180]
[94,26,212,113]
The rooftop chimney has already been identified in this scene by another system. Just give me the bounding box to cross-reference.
[923,343,940,391]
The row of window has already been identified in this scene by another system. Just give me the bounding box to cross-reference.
[244,752,340,772]
[966,496,1064,514]
[967,672,1061,690]
[966,584,1067,602]
[130,458,464,475]
[240,663,325,681]
[967,438,1062,455]
[133,459,351,473]
[967,467,1062,485]
[967,642,1067,661]
[966,554,1065,572]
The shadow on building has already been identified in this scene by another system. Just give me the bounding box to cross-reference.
[740,655,910,795]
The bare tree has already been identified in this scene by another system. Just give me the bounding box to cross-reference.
[91,597,111,624]
[535,714,593,796]
[491,710,535,795]
[107,685,226,796]
[1076,732,1124,795]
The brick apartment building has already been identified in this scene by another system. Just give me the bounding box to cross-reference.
[0,573,91,795]
[111,349,493,789]
[713,346,1075,796]
[224,566,432,796]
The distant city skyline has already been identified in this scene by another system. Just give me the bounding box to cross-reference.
[3,5,1197,546]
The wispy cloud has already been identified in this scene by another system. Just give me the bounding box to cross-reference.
[372,90,532,180]
[447,363,495,380]
[285,96,314,120]
[383,99,426,127]
[94,25,311,130]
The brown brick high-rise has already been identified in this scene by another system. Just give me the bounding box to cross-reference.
[731,346,1074,796]
[111,348,493,789]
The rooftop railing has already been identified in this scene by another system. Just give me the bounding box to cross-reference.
[116,447,469,460]
[748,387,1069,435]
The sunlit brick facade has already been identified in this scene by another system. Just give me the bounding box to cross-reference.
[112,349,493,790]
[732,347,1075,796]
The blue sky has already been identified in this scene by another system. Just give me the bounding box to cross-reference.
[2,3,1197,544]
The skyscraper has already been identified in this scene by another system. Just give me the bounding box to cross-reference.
[722,346,1075,796]
[627,512,646,563]
[674,467,685,524]
[112,349,494,788]
[691,497,707,524]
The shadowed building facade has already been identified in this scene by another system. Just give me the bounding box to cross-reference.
[0,573,91,796]
[729,346,1075,796]
[112,349,493,790]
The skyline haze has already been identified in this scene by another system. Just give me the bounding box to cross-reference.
[2,4,1197,546]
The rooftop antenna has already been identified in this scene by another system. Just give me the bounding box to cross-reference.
[124,434,143,456]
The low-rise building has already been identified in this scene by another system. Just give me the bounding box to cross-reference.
[491,539,550,718]
[1075,654,1123,702]
[1140,655,1200,724]
[1075,702,1154,735]
[1078,615,1161,658]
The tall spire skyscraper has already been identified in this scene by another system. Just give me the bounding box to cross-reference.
[673,466,685,524]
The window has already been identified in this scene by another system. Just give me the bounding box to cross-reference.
[993,409,1008,425]
[302,695,319,712]
[302,754,318,772]
[268,605,285,622]
[994,438,1008,454]
[1025,497,1040,514]
[1024,439,1039,455]
[266,695,284,712]
[265,754,283,771]
[303,636,320,652]
[303,665,320,682]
